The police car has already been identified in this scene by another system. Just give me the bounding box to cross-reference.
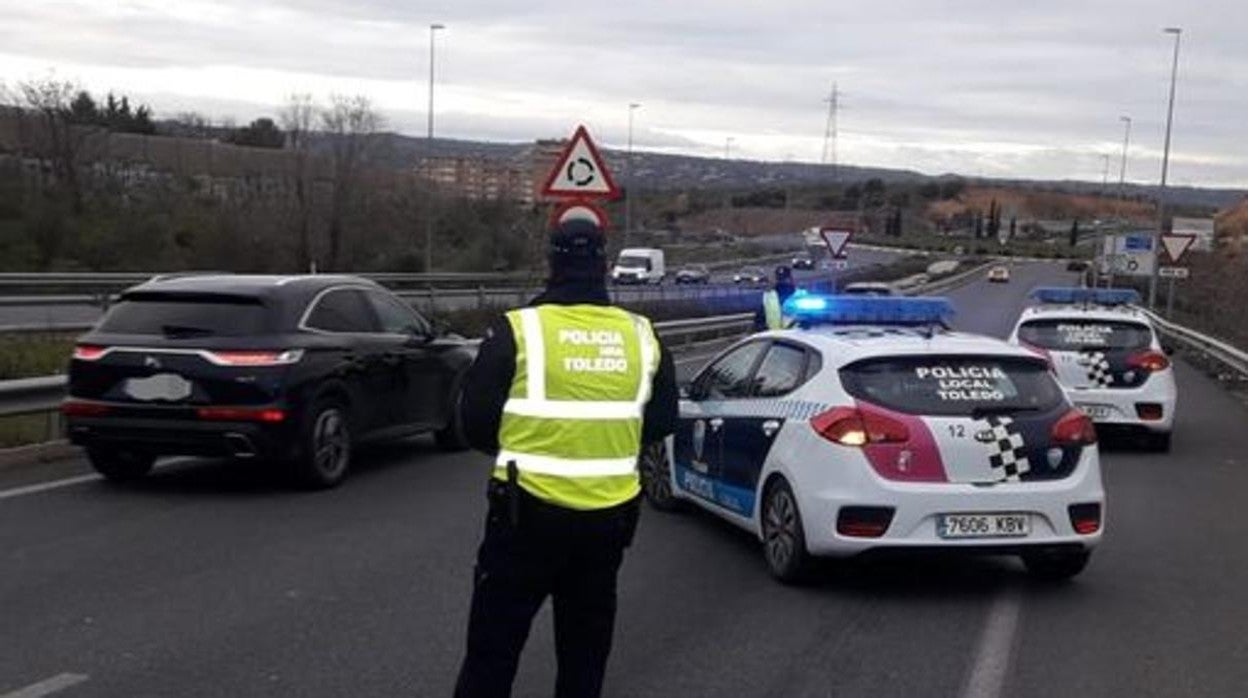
[1008,288,1176,452]
[640,295,1104,583]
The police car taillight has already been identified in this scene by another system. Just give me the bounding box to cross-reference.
[1127,350,1170,373]
[1051,409,1097,446]
[811,407,909,446]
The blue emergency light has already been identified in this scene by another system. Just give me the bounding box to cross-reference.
[783,293,956,327]
[1030,287,1140,306]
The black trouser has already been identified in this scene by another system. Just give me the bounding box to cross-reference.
[454,480,641,698]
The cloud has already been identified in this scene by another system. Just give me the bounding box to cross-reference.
[0,0,1244,186]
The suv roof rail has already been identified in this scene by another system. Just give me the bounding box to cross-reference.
[147,271,234,283]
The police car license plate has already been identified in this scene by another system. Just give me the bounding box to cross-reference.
[937,513,1031,539]
[1077,404,1114,421]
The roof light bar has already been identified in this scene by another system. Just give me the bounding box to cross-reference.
[783,293,955,327]
[1030,287,1140,306]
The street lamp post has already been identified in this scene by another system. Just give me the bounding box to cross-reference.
[624,103,641,246]
[724,137,735,159]
[1117,115,1132,195]
[424,22,445,274]
[1150,27,1182,308]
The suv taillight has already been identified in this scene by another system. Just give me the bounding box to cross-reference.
[1127,350,1170,372]
[811,407,910,446]
[203,350,304,367]
[73,345,108,361]
[1051,409,1097,446]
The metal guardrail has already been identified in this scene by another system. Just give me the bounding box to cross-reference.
[0,261,987,429]
[1142,310,1248,378]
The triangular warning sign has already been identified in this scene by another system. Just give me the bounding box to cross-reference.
[820,227,853,258]
[540,125,620,200]
[1161,234,1196,263]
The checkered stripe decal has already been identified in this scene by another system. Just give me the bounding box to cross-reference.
[715,400,830,420]
[1079,350,1114,388]
[980,415,1031,482]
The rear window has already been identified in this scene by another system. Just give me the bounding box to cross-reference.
[98,294,269,336]
[1018,319,1152,351]
[840,355,1064,417]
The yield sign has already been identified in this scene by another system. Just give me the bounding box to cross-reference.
[820,227,853,259]
[540,125,620,200]
[1161,234,1196,264]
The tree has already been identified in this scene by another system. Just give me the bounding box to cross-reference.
[68,91,99,125]
[974,211,984,238]
[227,117,285,149]
[280,94,317,271]
[320,94,382,270]
[1069,219,1080,247]
[18,77,86,215]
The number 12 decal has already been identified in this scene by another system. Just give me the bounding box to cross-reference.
[948,424,966,439]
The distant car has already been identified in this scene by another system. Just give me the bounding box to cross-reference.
[734,266,768,285]
[841,282,894,297]
[1066,260,1089,272]
[63,275,477,488]
[791,254,815,270]
[988,265,1011,283]
[1009,287,1176,452]
[675,264,711,284]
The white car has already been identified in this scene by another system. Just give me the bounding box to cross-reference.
[1008,287,1176,451]
[988,265,1011,283]
[642,295,1105,583]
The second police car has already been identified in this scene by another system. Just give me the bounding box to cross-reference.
[1008,288,1176,452]
[640,295,1104,583]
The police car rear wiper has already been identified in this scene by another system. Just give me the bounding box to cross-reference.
[970,405,1040,419]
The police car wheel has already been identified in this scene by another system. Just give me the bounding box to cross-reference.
[761,479,811,583]
[639,442,680,511]
[294,399,352,489]
[87,447,155,483]
[1022,548,1090,582]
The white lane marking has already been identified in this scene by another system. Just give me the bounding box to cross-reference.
[0,458,196,502]
[960,590,1023,698]
[0,474,102,501]
[0,673,89,698]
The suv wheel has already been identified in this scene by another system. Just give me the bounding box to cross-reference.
[761,478,812,584]
[295,399,352,489]
[435,385,469,452]
[1022,548,1091,582]
[1148,431,1172,453]
[87,447,155,483]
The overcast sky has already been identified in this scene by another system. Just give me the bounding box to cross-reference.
[2,0,1245,187]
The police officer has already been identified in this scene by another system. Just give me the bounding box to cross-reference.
[756,264,797,331]
[453,218,679,698]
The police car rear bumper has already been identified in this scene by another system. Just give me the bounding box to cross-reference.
[795,452,1105,557]
[1064,379,1177,433]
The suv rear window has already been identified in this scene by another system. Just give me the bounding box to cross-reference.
[1018,319,1152,351]
[840,355,1063,417]
[98,294,269,336]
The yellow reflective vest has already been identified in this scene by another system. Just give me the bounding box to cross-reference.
[763,289,786,330]
[494,304,660,510]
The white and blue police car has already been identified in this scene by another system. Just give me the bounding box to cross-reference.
[640,295,1105,583]
[1008,288,1176,452]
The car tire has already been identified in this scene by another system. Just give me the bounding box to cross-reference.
[87,447,155,483]
[761,478,812,584]
[293,398,352,489]
[435,384,470,452]
[1148,432,1172,453]
[1022,548,1091,582]
[639,441,680,512]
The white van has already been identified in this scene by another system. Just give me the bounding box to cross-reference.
[612,248,666,285]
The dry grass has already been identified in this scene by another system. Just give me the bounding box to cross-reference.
[0,335,75,381]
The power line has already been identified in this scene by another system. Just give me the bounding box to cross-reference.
[821,82,839,180]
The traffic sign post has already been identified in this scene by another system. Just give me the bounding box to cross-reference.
[819,227,853,259]
[1161,234,1196,264]
[1160,266,1189,318]
[540,125,620,201]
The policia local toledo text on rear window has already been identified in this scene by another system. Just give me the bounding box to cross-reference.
[452,218,680,697]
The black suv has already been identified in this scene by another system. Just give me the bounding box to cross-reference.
[63,275,477,487]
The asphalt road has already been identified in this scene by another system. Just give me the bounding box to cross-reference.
[6,260,1246,697]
